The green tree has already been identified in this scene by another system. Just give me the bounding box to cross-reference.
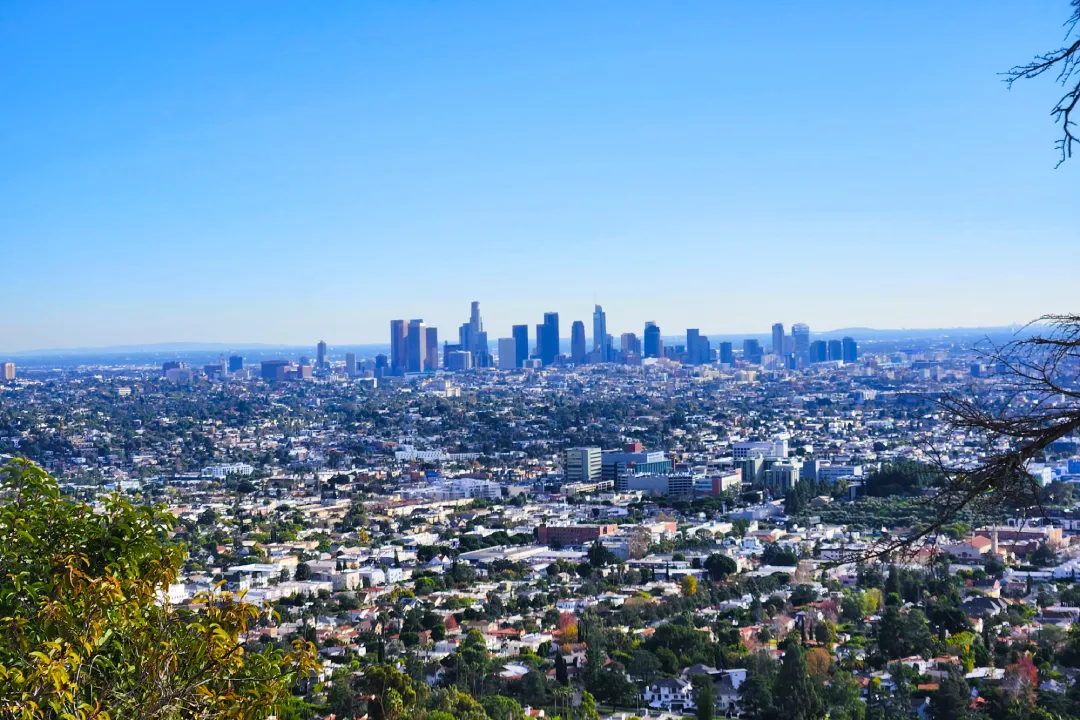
[825,670,864,720]
[885,565,902,602]
[426,688,486,720]
[739,652,777,720]
[704,553,737,581]
[554,651,569,686]
[519,669,550,708]
[361,664,417,720]
[695,677,715,720]
[579,691,600,720]
[480,695,524,720]
[929,665,969,720]
[0,459,316,720]
[327,675,364,719]
[878,606,933,659]
[773,640,823,720]
[628,648,661,684]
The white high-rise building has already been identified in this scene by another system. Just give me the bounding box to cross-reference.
[497,337,517,370]
[564,447,602,484]
[407,319,427,373]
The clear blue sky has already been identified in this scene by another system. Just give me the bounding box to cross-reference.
[2,1,1078,352]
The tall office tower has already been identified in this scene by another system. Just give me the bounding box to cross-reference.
[1,362,15,381]
[425,326,439,370]
[470,300,482,336]
[686,328,701,365]
[592,305,608,359]
[458,300,484,354]
[498,337,517,370]
[621,332,641,356]
[227,354,244,373]
[406,319,427,373]
[809,340,828,363]
[541,312,560,366]
[446,350,473,371]
[374,354,388,377]
[842,336,859,363]
[792,323,810,357]
[719,342,734,365]
[162,360,184,376]
[827,339,842,362]
[535,323,544,356]
[316,340,327,370]
[458,323,471,353]
[643,322,662,358]
[563,447,602,484]
[743,339,763,363]
[345,352,357,376]
[442,342,461,369]
[472,330,492,367]
[390,320,408,374]
[697,336,712,365]
[570,321,587,364]
[512,325,529,368]
[260,359,291,381]
[772,323,785,354]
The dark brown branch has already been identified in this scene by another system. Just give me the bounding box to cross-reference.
[1004,1,1080,165]
[852,314,1080,563]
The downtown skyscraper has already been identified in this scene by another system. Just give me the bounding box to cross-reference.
[792,322,810,362]
[390,320,408,374]
[592,305,611,362]
[540,312,559,366]
[842,336,858,363]
[456,301,489,366]
[686,328,700,365]
[459,301,483,353]
[570,320,587,364]
[425,326,439,370]
[512,325,529,368]
[407,319,427,373]
[643,322,662,358]
[771,323,785,354]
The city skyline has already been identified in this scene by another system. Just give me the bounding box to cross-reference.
[0,313,1034,358]
[2,2,1078,353]
[379,299,859,373]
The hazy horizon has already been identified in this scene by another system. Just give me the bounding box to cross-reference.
[3,2,1077,352]
[1,320,1034,358]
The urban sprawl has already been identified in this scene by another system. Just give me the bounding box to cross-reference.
[2,302,1079,719]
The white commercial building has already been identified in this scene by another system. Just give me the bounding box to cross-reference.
[733,438,788,458]
[497,337,517,370]
[201,463,254,479]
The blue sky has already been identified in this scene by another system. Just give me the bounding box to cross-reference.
[2,1,1078,352]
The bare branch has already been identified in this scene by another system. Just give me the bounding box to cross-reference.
[848,314,1080,563]
[1004,1,1080,165]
